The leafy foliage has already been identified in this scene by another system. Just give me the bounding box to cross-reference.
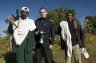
[83,16,96,34]
[47,7,77,24]
[47,7,80,33]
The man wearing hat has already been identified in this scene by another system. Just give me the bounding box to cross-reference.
[12,7,36,63]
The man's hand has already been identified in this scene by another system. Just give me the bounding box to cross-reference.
[49,45,53,49]
[5,16,15,24]
[40,31,44,34]
[35,31,39,35]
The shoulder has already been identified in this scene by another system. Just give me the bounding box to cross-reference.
[14,19,19,24]
[46,19,53,24]
[28,18,35,23]
[35,18,41,21]
[35,18,41,23]
[48,19,52,23]
[28,18,34,21]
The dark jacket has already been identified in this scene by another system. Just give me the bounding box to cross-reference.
[12,31,35,53]
[35,18,55,45]
[58,21,85,49]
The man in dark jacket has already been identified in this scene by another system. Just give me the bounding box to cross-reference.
[35,7,55,63]
[59,11,85,63]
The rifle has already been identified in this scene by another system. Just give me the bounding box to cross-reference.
[5,9,19,26]
[5,9,20,34]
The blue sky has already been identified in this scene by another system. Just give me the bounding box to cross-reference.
[0,0,96,36]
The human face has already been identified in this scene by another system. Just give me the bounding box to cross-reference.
[67,13,73,21]
[21,10,29,19]
[39,9,47,18]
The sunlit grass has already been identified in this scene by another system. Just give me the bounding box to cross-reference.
[0,34,96,63]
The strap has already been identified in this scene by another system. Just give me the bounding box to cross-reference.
[13,18,20,31]
[74,20,78,29]
[17,18,20,28]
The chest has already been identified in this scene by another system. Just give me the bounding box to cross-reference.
[15,20,31,32]
[68,21,75,31]
[37,20,50,30]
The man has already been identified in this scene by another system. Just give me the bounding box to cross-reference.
[7,7,36,63]
[35,7,55,63]
[59,11,85,63]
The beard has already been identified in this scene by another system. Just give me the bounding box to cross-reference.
[21,15,27,19]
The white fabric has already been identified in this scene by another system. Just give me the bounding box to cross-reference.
[60,21,72,57]
[13,17,36,46]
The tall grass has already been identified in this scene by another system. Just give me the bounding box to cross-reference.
[0,34,96,63]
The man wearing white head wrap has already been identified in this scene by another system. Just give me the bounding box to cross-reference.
[12,7,36,63]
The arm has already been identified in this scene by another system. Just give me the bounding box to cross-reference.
[49,21,55,45]
[27,31,36,52]
[29,31,35,45]
[80,27,86,48]
[8,24,13,34]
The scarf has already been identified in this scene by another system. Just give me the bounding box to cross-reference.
[13,17,36,45]
[60,21,72,57]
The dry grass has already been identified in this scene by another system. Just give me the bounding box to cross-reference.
[0,34,96,63]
